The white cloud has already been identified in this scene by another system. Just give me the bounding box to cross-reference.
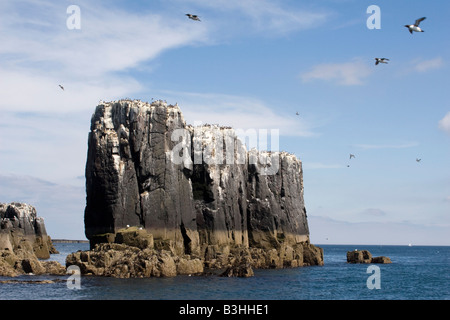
[438,112,450,134]
[303,162,343,170]
[174,0,329,36]
[413,57,444,73]
[308,215,450,245]
[0,174,85,239]
[0,1,209,113]
[160,90,318,138]
[360,208,387,217]
[300,59,373,86]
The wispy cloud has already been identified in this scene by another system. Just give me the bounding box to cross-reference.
[160,90,318,137]
[438,112,450,134]
[0,174,85,239]
[174,0,329,36]
[0,1,209,113]
[353,142,419,150]
[300,58,373,86]
[303,162,343,170]
[413,57,444,73]
[360,208,387,217]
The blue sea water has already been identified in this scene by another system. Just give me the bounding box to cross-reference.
[0,243,449,300]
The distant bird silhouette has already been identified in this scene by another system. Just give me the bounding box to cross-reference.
[186,14,201,21]
[405,17,426,34]
[416,158,421,162]
[58,85,64,90]
[349,154,355,159]
[296,112,299,116]
[375,58,389,65]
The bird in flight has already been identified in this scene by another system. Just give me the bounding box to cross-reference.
[405,17,426,34]
[349,154,355,159]
[375,58,389,65]
[59,84,64,90]
[186,14,201,21]
[416,158,421,162]
[296,112,299,116]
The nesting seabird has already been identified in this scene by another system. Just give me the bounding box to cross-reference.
[405,17,426,34]
[186,14,201,21]
[375,58,389,65]
[59,84,64,90]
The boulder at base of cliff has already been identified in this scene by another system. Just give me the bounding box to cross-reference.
[65,243,204,278]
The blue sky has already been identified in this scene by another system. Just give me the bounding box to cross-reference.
[0,0,449,244]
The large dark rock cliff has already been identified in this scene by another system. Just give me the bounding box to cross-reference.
[77,99,322,277]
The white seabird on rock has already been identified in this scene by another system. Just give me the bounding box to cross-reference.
[405,17,426,34]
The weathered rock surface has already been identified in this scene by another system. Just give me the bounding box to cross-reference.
[0,202,65,276]
[77,99,323,277]
[347,250,392,264]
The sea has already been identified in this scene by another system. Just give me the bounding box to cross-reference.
[0,243,448,302]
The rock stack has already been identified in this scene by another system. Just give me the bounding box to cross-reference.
[69,99,323,277]
[0,202,65,276]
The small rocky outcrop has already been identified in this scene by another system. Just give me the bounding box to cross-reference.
[76,99,324,277]
[347,250,391,264]
[0,202,65,276]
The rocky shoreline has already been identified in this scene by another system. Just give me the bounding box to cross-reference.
[1,99,326,279]
[0,202,66,277]
[66,226,323,278]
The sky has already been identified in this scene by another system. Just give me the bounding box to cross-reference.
[0,0,449,245]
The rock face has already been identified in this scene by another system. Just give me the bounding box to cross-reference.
[347,250,392,264]
[0,202,64,276]
[77,99,323,277]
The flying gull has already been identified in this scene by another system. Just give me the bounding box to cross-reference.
[375,58,389,65]
[405,17,426,34]
[186,14,201,21]
[349,154,355,159]
[416,158,421,162]
[59,85,64,90]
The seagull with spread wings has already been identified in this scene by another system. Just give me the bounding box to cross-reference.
[405,17,426,34]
